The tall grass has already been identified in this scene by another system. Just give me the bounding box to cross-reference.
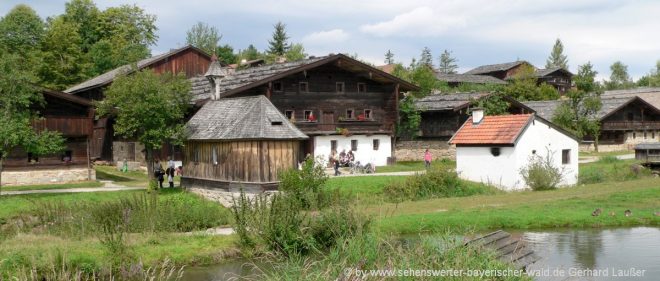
[579,159,651,184]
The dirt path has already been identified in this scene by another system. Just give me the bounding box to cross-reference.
[578,153,634,164]
[0,180,144,196]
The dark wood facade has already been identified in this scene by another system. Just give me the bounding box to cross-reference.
[536,69,572,95]
[183,140,301,184]
[598,98,660,144]
[4,89,93,170]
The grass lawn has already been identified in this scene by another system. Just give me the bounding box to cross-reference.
[1,181,103,192]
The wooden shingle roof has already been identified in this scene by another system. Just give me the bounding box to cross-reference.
[524,96,660,121]
[535,67,573,77]
[464,61,527,75]
[186,95,308,141]
[435,74,507,85]
[449,114,534,145]
[414,92,491,111]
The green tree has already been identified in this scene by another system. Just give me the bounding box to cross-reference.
[267,21,290,56]
[238,44,261,62]
[605,61,633,90]
[410,65,442,97]
[0,53,65,190]
[552,62,603,150]
[637,60,660,87]
[384,50,394,64]
[216,44,237,64]
[471,93,510,115]
[186,22,221,55]
[502,64,560,101]
[438,49,458,74]
[0,4,45,56]
[39,17,89,90]
[285,43,307,62]
[96,69,191,181]
[62,0,101,52]
[546,38,568,69]
[396,96,421,140]
[418,47,434,68]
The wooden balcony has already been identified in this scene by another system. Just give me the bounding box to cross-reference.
[601,121,660,131]
[32,116,93,137]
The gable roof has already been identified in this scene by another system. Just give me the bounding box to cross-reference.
[449,114,534,145]
[601,87,660,109]
[524,96,660,121]
[535,67,573,77]
[415,92,491,112]
[186,95,308,141]
[464,61,528,75]
[435,73,507,85]
[189,54,419,102]
[65,45,211,94]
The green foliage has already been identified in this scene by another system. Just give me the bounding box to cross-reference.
[502,65,560,101]
[278,156,329,209]
[267,21,290,56]
[383,166,494,202]
[237,44,261,62]
[216,44,237,64]
[185,22,221,56]
[519,150,565,191]
[471,92,511,115]
[573,62,600,92]
[96,69,191,179]
[636,60,660,87]
[410,65,443,97]
[384,49,394,64]
[579,159,651,185]
[396,96,421,139]
[546,38,568,69]
[418,46,434,68]
[438,49,458,74]
[0,4,45,56]
[38,16,89,90]
[285,43,307,62]
[606,61,634,90]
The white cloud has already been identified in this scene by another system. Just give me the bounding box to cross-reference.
[302,29,350,45]
[360,6,466,37]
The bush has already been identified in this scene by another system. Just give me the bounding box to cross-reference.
[520,152,565,191]
[598,155,621,163]
[579,168,605,184]
[278,156,329,209]
[383,167,491,202]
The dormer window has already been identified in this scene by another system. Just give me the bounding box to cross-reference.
[357,83,366,93]
[336,82,345,93]
[273,82,283,92]
[299,82,309,93]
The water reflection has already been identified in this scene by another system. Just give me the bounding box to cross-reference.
[519,227,660,281]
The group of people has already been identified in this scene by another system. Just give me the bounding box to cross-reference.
[154,157,176,188]
[330,149,355,176]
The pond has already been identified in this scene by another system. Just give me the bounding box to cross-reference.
[181,227,660,280]
[515,227,660,281]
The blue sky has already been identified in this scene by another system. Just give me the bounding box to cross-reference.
[3,0,660,81]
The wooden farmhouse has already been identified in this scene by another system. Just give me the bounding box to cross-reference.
[525,92,660,151]
[2,88,95,185]
[413,92,534,140]
[449,111,579,190]
[64,45,213,164]
[183,95,307,189]
[187,53,418,170]
[533,67,573,94]
[464,61,533,80]
[462,61,573,95]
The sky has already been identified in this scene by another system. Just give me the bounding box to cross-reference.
[3,0,660,81]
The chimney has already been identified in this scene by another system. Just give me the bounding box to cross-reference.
[205,55,234,100]
[471,108,484,125]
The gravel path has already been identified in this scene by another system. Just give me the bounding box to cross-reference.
[0,180,144,196]
[578,153,634,164]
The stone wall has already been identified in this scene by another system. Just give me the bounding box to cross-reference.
[1,167,96,186]
[187,184,276,208]
[395,140,456,161]
[112,141,146,164]
[115,161,144,172]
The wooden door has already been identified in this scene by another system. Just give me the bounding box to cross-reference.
[127,142,136,161]
[321,111,334,131]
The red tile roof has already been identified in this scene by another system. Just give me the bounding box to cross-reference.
[450,114,534,145]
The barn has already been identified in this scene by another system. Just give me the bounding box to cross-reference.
[449,109,579,190]
[182,95,308,190]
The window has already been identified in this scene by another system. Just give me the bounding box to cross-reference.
[304,110,316,121]
[364,109,373,120]
[532,149,536,155]
[373,139,380,150]
[212,146,218,165]
[357,83,366,93]
[490,147,501,157]
[644,131,648,139]
[285,110,294,120]
[330,140,337,152]
[299,82,309,93]
[351,140,358,151]
[633,132,637,139]
[653,131,656,139]
[346,109,355,119]
[562,149,571,164]
[336,82,345,93]
[193,146,200,163]
[273,82,283,92]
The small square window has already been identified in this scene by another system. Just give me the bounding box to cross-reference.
[299,82,309,93]
[285,110,294,120]
[357,83,366,93]
[336,82,345,93]
[273,82,283,92]
[373,139,380,151]
[330,140,337,152]
[304,110,315,121]
[346,109,354,119]
[351,140,358,151]
[562,149,571,164]
[364,109,373,120]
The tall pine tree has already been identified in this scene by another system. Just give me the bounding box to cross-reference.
[546,38,568,69]
[384,50,394,64]
[438,49,458,74]
[418,47,434,69]
[267,21,290,56]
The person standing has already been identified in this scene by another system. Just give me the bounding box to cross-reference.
[424,149,432,169]
[331,150,340,176]
[154,160,165,189]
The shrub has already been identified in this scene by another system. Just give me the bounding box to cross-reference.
[598,155,621,163]
[579,168,605,184]
[520,151,565,191]
[383,167,491,202]
[278,156,328,209]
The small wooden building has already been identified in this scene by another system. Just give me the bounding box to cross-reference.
[182,95,308,189]
[635,143,660,164]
